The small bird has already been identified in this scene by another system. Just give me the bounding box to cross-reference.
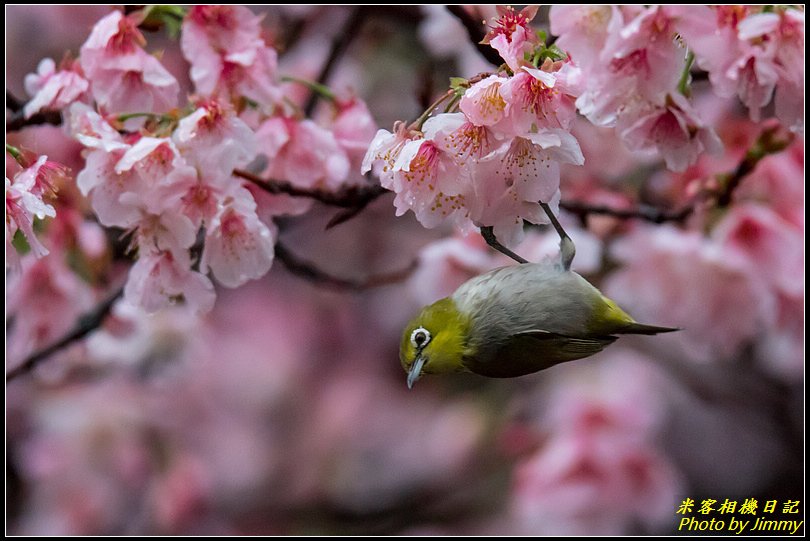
[400,203,677,388]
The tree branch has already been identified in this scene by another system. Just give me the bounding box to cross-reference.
[275,241,417,291]
[6,90,25,112]
[559,125,794,224]
[560,200,693,224]
[234,168,387,208]
[446,6,502,67]
[6,108,63,132]
[303,6,367,117]
[6,286,124,383]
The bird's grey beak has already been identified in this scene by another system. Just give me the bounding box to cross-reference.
[407,354,426,389]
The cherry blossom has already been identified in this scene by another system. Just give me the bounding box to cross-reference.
[329,97,379,173]
[459,75,511,130]
[605,225,776,363]
[181,5,283,110]
[256,116,350,191]
[6,155,59,261]
[124,249,215,315]
[172,99,257,186]
[7,252,95,362]
[79,10,179,114]
[512,351,682,535]
[200,187,276,288]
[618,93,722,172]
[482,5,539,72]
[23,58,89,118]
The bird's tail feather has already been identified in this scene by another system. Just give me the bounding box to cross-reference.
[619,322,680,335]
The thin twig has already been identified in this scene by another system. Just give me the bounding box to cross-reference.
[446,6,503,67]
[715,124,794,208]
[303,6,366,117]
[559,125,793,223]
[275,241,417,290]
[6,286,125,382]
[560,200,693,224]
[480,226,528,264]
[234,168,387,208]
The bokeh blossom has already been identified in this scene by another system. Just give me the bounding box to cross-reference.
[5,5,803,537]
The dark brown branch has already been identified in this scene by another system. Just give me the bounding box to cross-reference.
[715,124,794,207]
[560,200,693,224]
[275,241,417,291]
[560,125,794,223]
[234,168,387,208]
[6,90,25,113]
[303,6,367,117]
[6,286,124,383]
[446,6,503,67]
[6,108,63,132]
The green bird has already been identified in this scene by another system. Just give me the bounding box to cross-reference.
[400,204,677,388]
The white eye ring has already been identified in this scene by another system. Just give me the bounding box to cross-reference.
[410,327,431,349]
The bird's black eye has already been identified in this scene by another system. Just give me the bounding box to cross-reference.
[410,327,431,349]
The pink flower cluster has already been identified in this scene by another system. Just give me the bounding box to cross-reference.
[677,6,804,134]
[605,159,804,380]
[511,351,681,534]
[80,10,179,115]
[70,100,273,314]
[14,6,379,314]
[551,6,723,172]
[363,8,584,247]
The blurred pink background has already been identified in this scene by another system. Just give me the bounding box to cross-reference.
[6,5,804,535]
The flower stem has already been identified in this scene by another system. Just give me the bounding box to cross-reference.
[6,143,22,162]
[410,90,454,131]
[678,51,695,96]
[281,76,337,103]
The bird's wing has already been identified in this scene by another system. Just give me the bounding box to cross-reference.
[466,329,617,378]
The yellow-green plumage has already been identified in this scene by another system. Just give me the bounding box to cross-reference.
[401,262,676,385]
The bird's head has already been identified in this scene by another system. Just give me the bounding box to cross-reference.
[400,297,471,388]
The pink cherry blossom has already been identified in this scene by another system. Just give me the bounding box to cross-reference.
[329,98,379,173]
[200,187,276,288]
[549,6,623,70]
[459,75,511,130]
[677,6,804,131]
[79,10,179,114]
[390,136,472,229]
[7,252,95,362]
[423,112,498,166]
[256,116,350,191]
[483,5,539,72]
[712,203,803,297]
[738,9,804,132]
[618,93,723,172]
[173,100,257,187]
[512,351,681,535]
[468,130,583,246]
[361,122,419,183]
[23,57,89,118]
[128,202,197,258]
[500,66,579,133]
[75,145,143,228]
[605,225,776,363]
[181,5,282,110]
[6,156,58,261]
[66,103,129,152]
[124,249,215,315]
